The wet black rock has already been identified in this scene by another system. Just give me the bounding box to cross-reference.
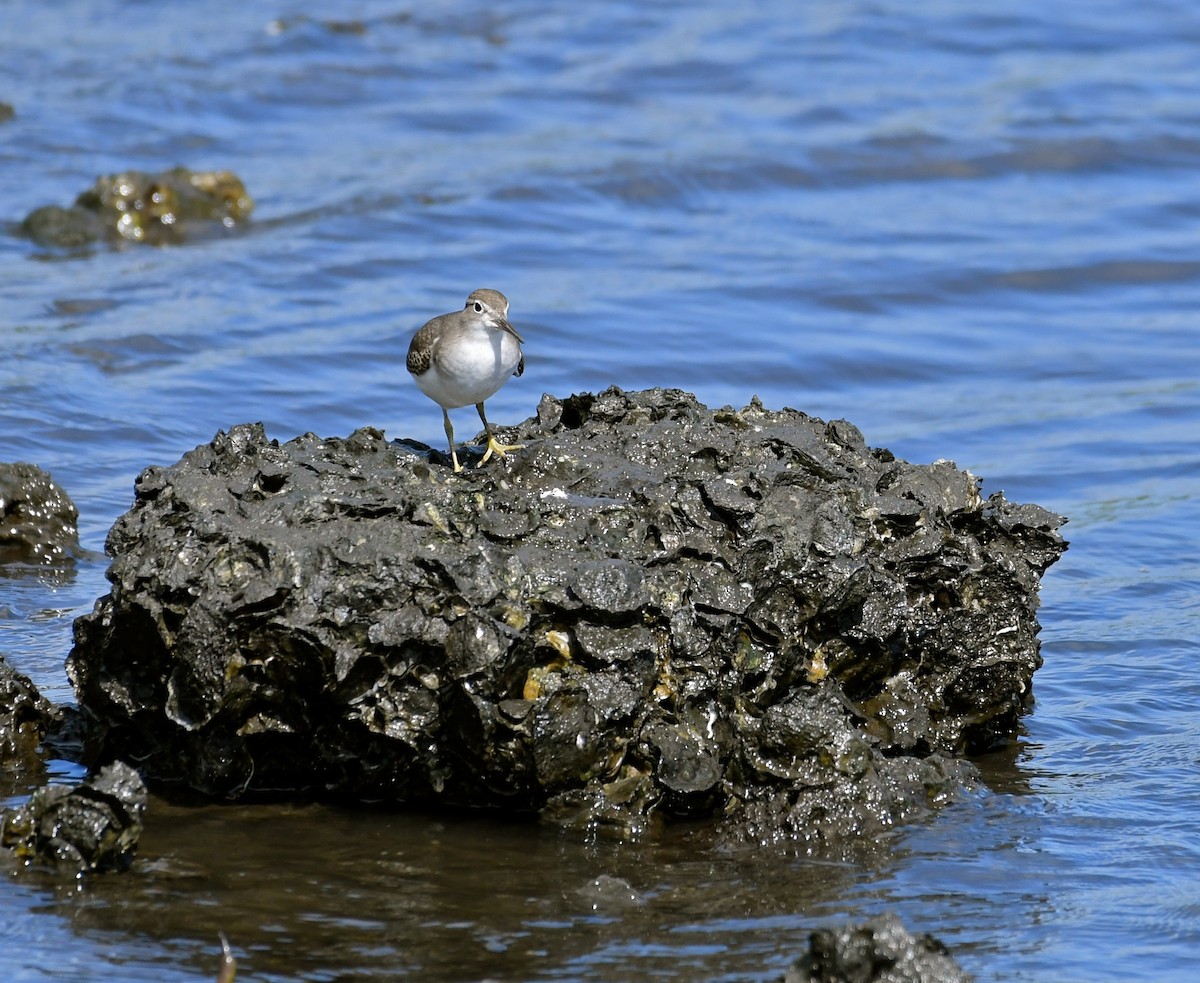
[67,388,1066,846]
[1,760,147,873]
[0,462,80,565]
[20,167,253,248]
[783,913,973,983]
[0,655,56,774]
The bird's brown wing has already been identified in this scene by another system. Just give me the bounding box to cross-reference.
[406,316,443,375]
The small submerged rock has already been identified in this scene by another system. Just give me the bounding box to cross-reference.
[20,167,253,248]
[0,760,147,873]
[783,913,973,983]
[67,388,1066,848]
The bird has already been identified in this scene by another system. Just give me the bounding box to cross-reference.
[406,288,526,473]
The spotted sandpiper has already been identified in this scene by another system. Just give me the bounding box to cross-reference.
[406,288,526,473]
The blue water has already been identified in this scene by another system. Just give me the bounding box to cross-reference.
[3,1,1200,979]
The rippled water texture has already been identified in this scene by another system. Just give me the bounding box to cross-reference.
[3,1,1200,980]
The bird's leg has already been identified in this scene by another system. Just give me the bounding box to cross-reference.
[476,401,525,465]
[442,407,463,473]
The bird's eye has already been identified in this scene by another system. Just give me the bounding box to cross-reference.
[473,302,484,313]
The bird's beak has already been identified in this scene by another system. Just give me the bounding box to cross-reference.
[499,317,525,345]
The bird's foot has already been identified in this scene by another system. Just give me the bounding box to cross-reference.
[479,434,525,466]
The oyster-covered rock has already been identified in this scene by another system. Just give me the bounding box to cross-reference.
[67,388,1066,847]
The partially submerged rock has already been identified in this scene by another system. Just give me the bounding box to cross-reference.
[67,388,1065,846]
[21,167,253,248]
[0,760,147,873]
[0,462,80,566]
[0,655,57,784]
[783,913,973,983]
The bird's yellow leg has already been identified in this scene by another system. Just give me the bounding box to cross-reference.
[476,401,525,465]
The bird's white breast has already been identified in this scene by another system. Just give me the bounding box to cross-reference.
[415,322,522,409]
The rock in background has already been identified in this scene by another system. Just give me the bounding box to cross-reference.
[67,388,1066,847]
[0,462,80,565]
[20,167,253,248]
